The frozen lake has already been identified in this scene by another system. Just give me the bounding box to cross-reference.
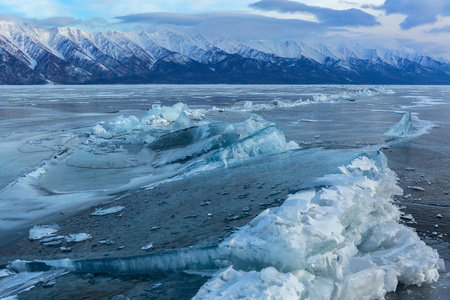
[0,85,449,299]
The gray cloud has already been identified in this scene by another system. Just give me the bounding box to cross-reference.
[377,0,450,30]
[249,0,379,27]
[115,11,342,40]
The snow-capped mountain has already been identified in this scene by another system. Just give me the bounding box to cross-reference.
[1,20,450,84]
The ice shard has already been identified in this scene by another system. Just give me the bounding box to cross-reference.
[385,112,412,138]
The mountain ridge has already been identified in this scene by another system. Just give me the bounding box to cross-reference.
[1,20,450,85]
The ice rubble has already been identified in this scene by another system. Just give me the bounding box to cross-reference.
[89,103,291,168]
[195,152,440,300]
[194,266,305,300]
[219,86,394,112]
[92,102,204,143]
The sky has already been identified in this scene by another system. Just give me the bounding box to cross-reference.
[1,0,450,58]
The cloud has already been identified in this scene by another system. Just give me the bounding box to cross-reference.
[427,25,450,34]
[377,0,450,30]
[0,13,109,29]
[249,0,379,27]
[114,11,341,40]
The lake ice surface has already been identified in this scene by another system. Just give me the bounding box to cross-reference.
[0,84,449,299]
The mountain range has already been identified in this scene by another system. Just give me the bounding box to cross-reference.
[1,20,450,85]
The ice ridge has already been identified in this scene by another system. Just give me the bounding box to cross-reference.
[195,151,440,299]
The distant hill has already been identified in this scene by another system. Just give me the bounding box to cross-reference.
[1,20,450,85]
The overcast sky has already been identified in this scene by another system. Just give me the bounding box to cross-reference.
[1,0,450,58]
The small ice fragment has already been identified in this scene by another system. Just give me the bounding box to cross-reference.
[90,206,125,216]
[60,247,71,252]
[400,214,414,221]
[242,207,250,212]
[118,246,125,250]
[432,232,438,236]
[42,240,62,246]
[242,101,253,110]
[435,224,439,228]
[40,236,64,243]
[142,242,153,250]
[150,226,160,230]
[184,215,198,219]
[99,239,115,245]
[406,167,415,171]
[29,224,60,240]
[407,186,425,192]
[65,233,92,242]
[436,214,443,218]
[200,201,211,206]
[42,280,56,287]
[207,213,213,217]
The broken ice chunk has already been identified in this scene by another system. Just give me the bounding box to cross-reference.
[385,112,412,138]
[90,206,125,216]
[142,242,154,250]
[29,224,60,240]
[65,233,92,242]
[436,214,443,218]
